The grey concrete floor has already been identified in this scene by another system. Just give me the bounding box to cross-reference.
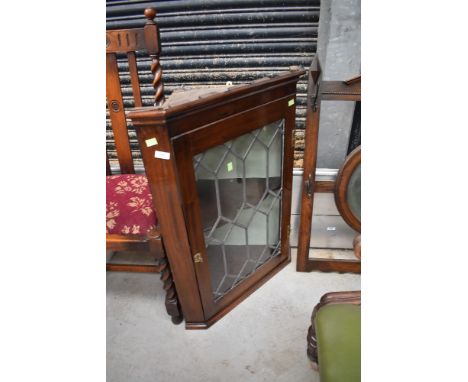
[107,250,360,382]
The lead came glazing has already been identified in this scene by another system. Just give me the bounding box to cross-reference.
[193,120,285,301]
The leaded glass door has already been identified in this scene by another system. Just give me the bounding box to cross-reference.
[130,68,302,328]
[193,120,284,303]
[172,102,295,319]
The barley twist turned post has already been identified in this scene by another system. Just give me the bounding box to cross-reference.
[144,8,165,106]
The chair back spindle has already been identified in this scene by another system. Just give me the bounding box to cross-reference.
[127,51,143,107]
[144,8,165,106]
[106,8,163,174]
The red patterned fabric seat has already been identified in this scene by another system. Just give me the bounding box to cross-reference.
[106,174,157,235]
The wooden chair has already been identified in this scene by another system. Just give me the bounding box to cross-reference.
[106,8,182,324]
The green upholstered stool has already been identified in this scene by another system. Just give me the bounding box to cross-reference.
[307,291,361,382]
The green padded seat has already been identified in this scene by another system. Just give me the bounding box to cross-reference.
[315,304,361,382]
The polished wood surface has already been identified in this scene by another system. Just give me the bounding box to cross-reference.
[305,259,361,273]
[297,57,361,274]
[130,69,304,329]
[134,114,206,324]
[314,180,336,193]
[106,28,146,53]
[297,57,321,272]
[319,80,361,101]
[130,70,303,138]
[106,8,182,324]
[107,264,161,273]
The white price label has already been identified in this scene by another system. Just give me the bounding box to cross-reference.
[155,151,170,160]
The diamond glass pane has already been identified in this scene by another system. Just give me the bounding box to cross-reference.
[194,120,284,301]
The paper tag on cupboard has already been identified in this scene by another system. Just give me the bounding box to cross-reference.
[155,150,170,160]
[145,137,158,147]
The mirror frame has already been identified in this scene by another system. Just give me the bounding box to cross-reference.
[335,146,361,232]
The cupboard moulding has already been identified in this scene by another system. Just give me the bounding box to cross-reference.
[129,68,305,329]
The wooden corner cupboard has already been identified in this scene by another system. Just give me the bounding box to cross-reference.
[128,69,304,329]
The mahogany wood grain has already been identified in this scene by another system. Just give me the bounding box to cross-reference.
[189,95,295,155]
[106,28,146,53]
[171,135,216,318]
[106,232,164,260]
[106,233,150,252]
[106,264,161,273]
[106,233,151,243]
[297,57,321,272]
[134,120,206,323]
[343,75,361,86]
[306,258,361,273]
[130,69,304,328]
[129,70,304,138]
[319,81,361,101]
[314,180,336,193]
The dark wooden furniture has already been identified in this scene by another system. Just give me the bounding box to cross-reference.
[297,57,361,273]
[129,68,305,329]
[106,8,182,324]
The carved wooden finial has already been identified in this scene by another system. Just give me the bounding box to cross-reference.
[143,7,165,106]
[144,8,156,22]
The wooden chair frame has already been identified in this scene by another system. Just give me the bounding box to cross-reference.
[296,56,361,273]
[106,8,182,324]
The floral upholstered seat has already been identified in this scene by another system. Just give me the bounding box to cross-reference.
[106,174,157,235]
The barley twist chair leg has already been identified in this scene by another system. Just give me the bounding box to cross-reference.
[157,256,183,324]
[148,228,183,324]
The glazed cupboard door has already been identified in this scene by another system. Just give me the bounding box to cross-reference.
[173,100,295,321]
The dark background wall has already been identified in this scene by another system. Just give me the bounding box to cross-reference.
[106,0,320,169]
